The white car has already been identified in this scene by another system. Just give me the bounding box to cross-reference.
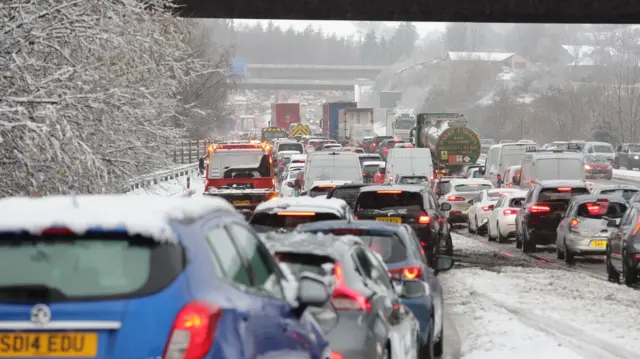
[439,178,494,225]
[321,143,343,151]
[467,188,522,235]
[487,191,527,242]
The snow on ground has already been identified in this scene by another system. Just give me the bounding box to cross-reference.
[126,173,205,197]
[444,233,640,359]
[613,169,640,181]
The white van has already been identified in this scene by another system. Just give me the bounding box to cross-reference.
[302,151,363,192]
[518,150,585,189]
[484,143,532,187]
[386,148,433,184]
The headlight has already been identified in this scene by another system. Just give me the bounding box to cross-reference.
[585,164,591,170]
[635,155,639,160]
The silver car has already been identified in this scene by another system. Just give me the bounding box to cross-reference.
[556,195,628,263]
[439,178,494,224]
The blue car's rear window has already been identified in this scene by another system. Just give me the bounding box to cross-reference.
[0,232,185,302]
[359,235,407,263]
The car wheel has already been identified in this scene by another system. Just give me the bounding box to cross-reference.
[522,230,535,253]
[606,246,620,283]
[556,242,565,260]
[515,226,522,249]
[497,223,506,243]
[476,216,487,236]
[623,251,637,287]
[467,218,475,234]
[614,160,620,169]
[487,222,496,241]
[433,320,444,358]
[420,317,436,359]
[564,242,574,264]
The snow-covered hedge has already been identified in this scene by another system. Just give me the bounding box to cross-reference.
[0,0,220,196]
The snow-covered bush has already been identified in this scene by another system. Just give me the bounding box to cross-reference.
[0,0,223,196]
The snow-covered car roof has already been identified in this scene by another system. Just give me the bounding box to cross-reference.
[254,196,348,215]
[362,161,385,167]
[486,188,523,194]
[0,195,236,242]
[310,180,353,188]
[290,154,307,161]
[287,163,305,170]
[277,150,300,157]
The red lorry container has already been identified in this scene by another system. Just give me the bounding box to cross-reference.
[271,103,301,129]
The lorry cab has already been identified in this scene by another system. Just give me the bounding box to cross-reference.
[518,144,585,190]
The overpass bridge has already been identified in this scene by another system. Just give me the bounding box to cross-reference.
[246,64,386,81]
[235,78,376,91]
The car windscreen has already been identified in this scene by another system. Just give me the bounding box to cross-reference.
[600,189,639,201]
[576,201,627,219]
[360,235,407,263]
[309,186,335,197]
[278,143,303,153]
[356,191,423,210]
[363,164,380,175]
[538,187,591,202]
[436,181,452,194]
[0,233,184,302]
[359,156,381,166]
[508,197,525,207]
[454,184,493,192]
[398,176,429,185]
[585,155,609,163]
[328,187,362,206]
[593,145,614,153]
[275,252,334,277]
[250,212,342,232]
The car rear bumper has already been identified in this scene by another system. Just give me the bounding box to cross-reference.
[326,314,379,359]
[526,227,557,245]
[401,297,432,346]
[447,210,468,223]
[565,234,607,254]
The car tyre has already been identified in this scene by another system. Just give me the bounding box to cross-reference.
[556,242,565,260]
[497,223,506,243]
[613,160,620,169]
[420,317,436,359]
[564,243,574,264]
[433,321,444,358]
[515,226,522,249]
[476,216,487,236]
[522,230,535,253]
[606,247,620,283]
[467,218,476,234]
[487,223,496,241]
[623,251,637,287]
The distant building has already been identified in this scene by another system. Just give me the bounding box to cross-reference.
[445,52,533,69]
[559,45,617,82]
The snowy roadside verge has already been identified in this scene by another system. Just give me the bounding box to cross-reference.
[613,169,640,182]
[126,174,204,197]
[443,232,640,359]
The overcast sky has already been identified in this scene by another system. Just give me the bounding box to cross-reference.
[235,20,447,38]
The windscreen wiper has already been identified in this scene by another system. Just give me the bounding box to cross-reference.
[0,284,68,302]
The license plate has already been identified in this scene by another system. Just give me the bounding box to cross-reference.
[0,332,98,357]
[233,200,251,206]
[376,217,402,224]
[590,241,606,248]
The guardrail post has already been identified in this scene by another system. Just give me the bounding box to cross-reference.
[181,144,184,164]
[188,141,193,163]
[186,176,191,189]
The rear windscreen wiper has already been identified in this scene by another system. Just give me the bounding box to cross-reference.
[0,284,68,302]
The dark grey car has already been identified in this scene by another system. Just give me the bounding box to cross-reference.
[263,233,421,359]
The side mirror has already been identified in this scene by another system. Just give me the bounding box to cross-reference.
[300,191,308,196]
[434,255,455,274]
[293,179,300,188]
[295,272,330,316]
[440,202,452,211]
[285,181,293,188]
[468,199,475,205]
[488,204,495,211]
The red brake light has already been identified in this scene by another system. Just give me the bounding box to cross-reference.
[418,215,430,224]
[163,301,222,359]
[557,187,572,192]
[332,263,371,311]
[389,266,423,281]
[481,206,491,212]
[503,208,518,215]
[41,227,73,234]
[530,204,551,213]
[569,218,580,232]
[447,196,465,201]
[384,148,390,152]
[331,353,344,359]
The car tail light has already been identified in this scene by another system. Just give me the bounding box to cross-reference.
[163,301,222,359]
[557,187,572,192]
[331,353,344,359]
[569,218,580,233]
[530,204,551,213]
[41,227,73,234]
[503,208,518,215]
[384,148,390,152]
[389,266,423,280]
[418,215,430,224]
[481,206,492,212]
[331,263,371,311]
[362,172,366,176]
[447,196,465,201]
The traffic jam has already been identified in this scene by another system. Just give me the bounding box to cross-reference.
[3,102,640,359]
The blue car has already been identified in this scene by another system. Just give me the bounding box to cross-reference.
[0,195,332,359]
[296,220,453,359]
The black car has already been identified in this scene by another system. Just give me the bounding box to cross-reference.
[606,202,640,286]
[614,143,640,170]
[515,180,591,253]
[353,185,453,265]
[264,232,421,359]
[326,183,371,209]
[369,135,394,153]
